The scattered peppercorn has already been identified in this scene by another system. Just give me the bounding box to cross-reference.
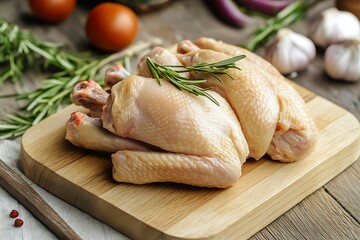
[9,210,19,218]
[14,218,24,227]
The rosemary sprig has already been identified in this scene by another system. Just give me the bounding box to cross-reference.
[0,37,162,139]
[243,0,324,51]
[0,18,88,85]
[146,55,246,105]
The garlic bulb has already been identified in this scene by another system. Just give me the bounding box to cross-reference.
[309,8,360,48]
[265,28,316,75]
[324,38,360,82]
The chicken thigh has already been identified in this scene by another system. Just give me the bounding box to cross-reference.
[178,49,279,160]
[65,37,318,188]
[102,75,249,188]
[177,38,318,162]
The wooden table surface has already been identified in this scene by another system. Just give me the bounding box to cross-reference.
[0,0,359,239]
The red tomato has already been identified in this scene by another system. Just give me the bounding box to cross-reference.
[28,0,76,23]
[85,3,138,52]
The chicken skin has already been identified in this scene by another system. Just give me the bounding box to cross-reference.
[65,111,153,153]
[65,37,318,188]
[177,37,318,162]
[104,64,130,89]
[103,75,249,188]
[137,46,189,78]
[178,49,280,160]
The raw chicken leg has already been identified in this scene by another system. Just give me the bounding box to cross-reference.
[66,112,152,152]
[72,64,130,115]
[65,37,318,188]
[178,49,280,160]
[103,75,249,188]
[178,38,318,162]
[72,80,109,117]
[266,79,318,161]
[104,64,130,89]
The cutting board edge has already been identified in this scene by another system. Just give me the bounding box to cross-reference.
[20,145,168,240]
[218,135,360,240]
[20,133,360,240]
[19,87,360,240]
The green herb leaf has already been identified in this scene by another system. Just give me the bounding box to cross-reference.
[243,0,324,51]
[146,54,246,105]
[0,18,161,139]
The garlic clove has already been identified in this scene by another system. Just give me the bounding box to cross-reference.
[265,28,316,75]
[324,38,360,82]
[309,8,360,48]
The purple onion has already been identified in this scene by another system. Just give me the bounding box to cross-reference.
[208,0,252,27]
[238,0,293,15]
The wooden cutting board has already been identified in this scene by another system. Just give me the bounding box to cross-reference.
[20,83,360,240]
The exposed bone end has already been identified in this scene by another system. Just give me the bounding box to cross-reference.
[65,112,88,147]
[69,111,85,126]
[68,111,102,127]
[267,123,318,163]
[105,64,131,89]
[72,80,108,106]
[66,112,102,144]
[72,80,109,117]
[66,111,154,153]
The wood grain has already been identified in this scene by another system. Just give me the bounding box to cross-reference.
[324,159,360,222]
[251,189,360,240]
[0,160,81,240]
[0,0,359,239]
[20,86,360,239]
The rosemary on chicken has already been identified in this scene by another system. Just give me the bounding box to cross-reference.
[0,0,322,140]
[146,54,246,105]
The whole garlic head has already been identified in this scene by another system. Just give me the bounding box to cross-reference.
[325,38,360,82]
[265,28,316,75]
[309,8,360,48]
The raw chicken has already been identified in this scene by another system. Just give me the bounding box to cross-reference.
[178,49,280,160]
[72,80,109,117]
[103,75,249,188]
[65,111,153,153]
[177,37,318,162]
[266,80,318,161]
[137,46,189,78]
[193,37,280,77]
[65,37,318,188]
[104,64,130,89]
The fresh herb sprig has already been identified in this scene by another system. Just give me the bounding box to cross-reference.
[0,18,89,85]
[0,20,161,139]
[146,54,246,105]
[244,0,324,51]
